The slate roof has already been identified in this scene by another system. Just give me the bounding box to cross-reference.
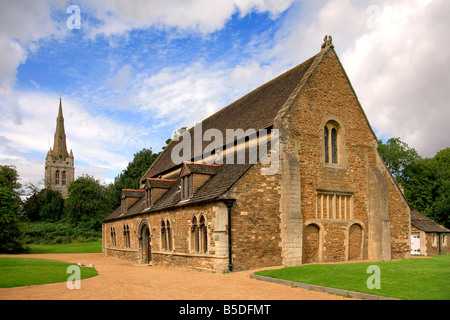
[411,210,450,233]
[104,164,252,222]
[104,48,324,223]
[121,189,144,198]
[145,178,176,189]
[182,162,221,176]
[141,53,318,179]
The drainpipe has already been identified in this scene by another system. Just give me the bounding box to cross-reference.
[224,199,235,272]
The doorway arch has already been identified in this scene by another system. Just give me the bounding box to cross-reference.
[348,223,364,261]
[138,220,151,264]
[303,223,322,264]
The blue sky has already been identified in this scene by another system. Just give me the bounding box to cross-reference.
[1,0,449,186]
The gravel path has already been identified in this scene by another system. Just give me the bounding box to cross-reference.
[0,253,355,300]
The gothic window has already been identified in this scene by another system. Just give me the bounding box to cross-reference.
[324,121,341,165]
[110,227,116,247]
[161,220,167,251]
[62,171,67,186]
[55,170,60,185]
[199,215,208,253]
[160,219,173,251]
[331,128,338,164]
[191,216,199,253]
[167,220,173,251]
[123,224,130,248]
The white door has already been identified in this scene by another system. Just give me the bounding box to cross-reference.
[411,233,421,255]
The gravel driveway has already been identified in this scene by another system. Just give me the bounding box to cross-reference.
[0,253,354,300]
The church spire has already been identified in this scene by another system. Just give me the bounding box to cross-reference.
[51,97,70,160]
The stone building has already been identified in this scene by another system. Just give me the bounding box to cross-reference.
[45,98,75,198]
[102,37,411,272]
[410,210,449,256]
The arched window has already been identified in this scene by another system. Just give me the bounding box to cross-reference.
[167,220,173,251]
[191,216,199,253]
[62,171,67,186]
[110,227,116,247]
[123,224,130,248]
[199,215,208,253]
[161,220,167,251]
[55,170,60,185]
[324,121,341,165]
[331,128,338,164]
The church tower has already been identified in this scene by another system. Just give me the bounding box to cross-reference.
[45,98,75,198]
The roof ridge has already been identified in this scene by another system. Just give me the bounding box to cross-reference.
[184,161,222,167]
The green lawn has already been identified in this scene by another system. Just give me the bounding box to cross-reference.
[0,257,98,288]
[254,255,450,300]
[25,241,102,254]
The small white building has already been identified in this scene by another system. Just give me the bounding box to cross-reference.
[410,210,449,256]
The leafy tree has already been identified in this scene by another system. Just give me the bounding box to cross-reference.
[22,187,64,222]
[64,175,110,230]
[0,165,23,252]
[379,139,449,229]
[378,137,422,181]
[109,148,159,208]
[401,148,449,228]
[21,183,44,221]
[39,189,65,222]
[0,165,21,190]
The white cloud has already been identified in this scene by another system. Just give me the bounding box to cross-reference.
[137,62,231,128]
[245,0,450,157]
[79,0,297,38]
[0,0,67,144]
[340,0,450,157]
[0,91,148,183]
[1,0,448,188]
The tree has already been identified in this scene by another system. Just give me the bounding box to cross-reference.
[39,189,65,222]
[21,183,44,221]
[0,165,23,252]
[22,186,64,222]
[401,148,449,228]
[109,148,160,208]
[378,137,422,181]
[64,175,110,230]
[378,139,449,229]
[0,165,21,190]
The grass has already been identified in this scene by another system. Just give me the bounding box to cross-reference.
[254,255,450,300]
[0,257,98,288]
[24,241,102,254]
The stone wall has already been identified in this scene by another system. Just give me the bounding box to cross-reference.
[280,48,410,263]
[223,159,283,271]
[103,201,230,272]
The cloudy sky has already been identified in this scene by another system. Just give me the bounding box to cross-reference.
[1,0,449,186]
